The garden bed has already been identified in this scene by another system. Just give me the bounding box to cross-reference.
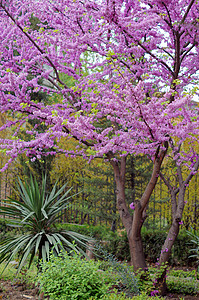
[0,279,39,299]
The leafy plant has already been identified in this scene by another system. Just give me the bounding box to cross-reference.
[96,243,139,296]
[135,263,168,296]
[167,276,199,295]
[187,230,199,271]
[168,269,198,280]
[89,291,165,299]
[0,176,93,272]
[37,251,115,300]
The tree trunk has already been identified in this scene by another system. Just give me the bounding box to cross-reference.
[110,156,147,269]
[109,145,168,271]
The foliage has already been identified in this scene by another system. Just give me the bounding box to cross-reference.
[0,1,198,166]
[186,230,199,269]
[56,223,120,243]
[167,275,199,295]
[37,251,115,300]
[135,263,168,296]
[0,261,37,288]
[50,149,119,227]
[0,176,93,272]
[142,228,198,265]
[96,244,139,296]
[55,224,199,265]
[90,291,164,299]
[131,293,165,300]
[168,269,199,280]
[0,262,19,281]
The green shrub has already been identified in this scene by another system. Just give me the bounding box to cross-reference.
[37,251,116,300]
[132,292,164,299]
[96,291,164,299]
[55,224,198,266]
[141,229,167,263]
[89,291,131,300]
[167,276,199,295]
[134,263,168,296]
[168,269,198,280]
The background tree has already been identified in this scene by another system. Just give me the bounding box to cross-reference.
[0,1,199,288]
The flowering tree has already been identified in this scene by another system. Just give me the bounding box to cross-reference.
[0,0,199,284]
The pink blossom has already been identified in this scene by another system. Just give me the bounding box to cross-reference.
[151,290,159,297]
[130,202,135,210]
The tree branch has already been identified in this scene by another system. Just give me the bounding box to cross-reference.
[181,0,196,24]
[184,157,199,186]
[1,4,77,104]
[140,141,168,211]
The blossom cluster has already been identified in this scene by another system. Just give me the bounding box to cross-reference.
[0,0,198,171]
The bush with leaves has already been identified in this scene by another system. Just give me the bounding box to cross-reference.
[89,291,164,299]
[37,251,115,300]
[0,176,93,272]
[168,269,199,280]
[166,276,199,295]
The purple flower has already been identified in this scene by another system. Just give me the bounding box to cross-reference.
[151,290,159,297]
[179,221,183,225]
[129,202,135,210]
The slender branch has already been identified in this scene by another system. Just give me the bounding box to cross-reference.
[184,157,199,185]
[1,4,77,104]
[157,46,174,59]
[137,41,174,76]
[180,41,197,63]
[62,125,94,147]
[159,172,173,192]
[140,141,168,211]
[181,0,195,24]
[161,1,173,29]
[159,172,178,216]
[76,18,85,34]
[138,105,154,139]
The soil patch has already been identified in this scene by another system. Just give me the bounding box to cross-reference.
[0,280,40,300]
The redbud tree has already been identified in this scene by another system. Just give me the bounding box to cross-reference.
[0,0,199,276]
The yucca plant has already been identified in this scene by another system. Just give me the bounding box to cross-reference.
[187,230,199,268]
[0,176,93,272]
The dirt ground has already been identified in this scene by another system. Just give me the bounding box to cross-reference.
[0,280,40,300]
[0,279,198,300]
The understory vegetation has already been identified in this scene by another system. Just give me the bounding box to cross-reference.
[0,219,198,299]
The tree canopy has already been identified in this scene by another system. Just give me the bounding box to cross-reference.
[0,0,198,169]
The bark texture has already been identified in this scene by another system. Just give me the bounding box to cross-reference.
[108,144,168,271]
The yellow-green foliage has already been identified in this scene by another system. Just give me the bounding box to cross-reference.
[147,136,199,230]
